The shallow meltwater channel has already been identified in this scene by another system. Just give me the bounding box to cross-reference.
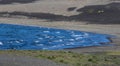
[0,24,111,50]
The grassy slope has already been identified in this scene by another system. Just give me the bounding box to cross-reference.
[0,50,120,66]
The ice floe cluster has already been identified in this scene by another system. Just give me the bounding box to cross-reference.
[0,24,111,50]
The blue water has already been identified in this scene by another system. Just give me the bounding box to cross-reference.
[0,23,111,50]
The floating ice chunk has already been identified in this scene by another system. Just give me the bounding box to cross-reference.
[43,48,48,50]
[66,43,73,45]
[72,34,83,37]
[35,40,40,43]
[75,37,83,40]
[54,39,63,42]
[20,40,24,42]
[55,31,60,34]
[69,39,75,41]
[45,36,51,38]
[38,38,43,40]
[58,36,65,38]
[15,41,21,43]
[43,31,50,33]
[52,45,57,48]
[8,41,13,43]
[84,33,89,37]
[36,44,44,46]
[0,42,3,45]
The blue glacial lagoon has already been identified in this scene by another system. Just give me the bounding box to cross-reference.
[0,24,112,50]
